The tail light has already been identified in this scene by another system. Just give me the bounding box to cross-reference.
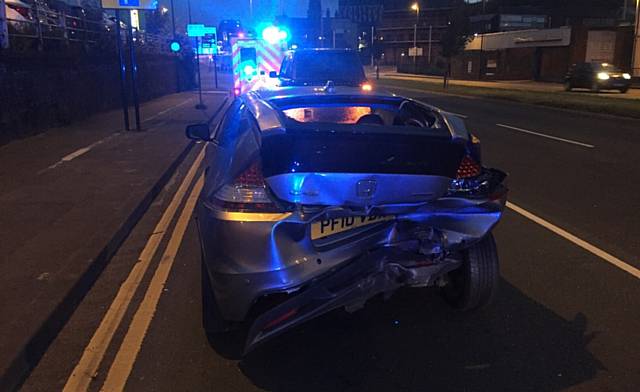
[213,162,279,211]
[456,155,481,179]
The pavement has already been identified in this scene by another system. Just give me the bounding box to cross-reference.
[3,73,640,391]
[367,66,640,100]
[0,70,231,390]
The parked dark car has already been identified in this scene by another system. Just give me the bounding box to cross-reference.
[271,48,368,88]
[564,62,632,93]
[186,84,508,353]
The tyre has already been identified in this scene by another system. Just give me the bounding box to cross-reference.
[563,81,572,92]
[591,82,600,93]
[201,257,233,334]
[442,233,499,311]
[619,87,629,94]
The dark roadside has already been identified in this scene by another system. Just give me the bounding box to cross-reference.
[0,89,229,390]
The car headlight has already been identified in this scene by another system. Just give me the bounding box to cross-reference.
[623,73,631,80]
[597,72,610,80]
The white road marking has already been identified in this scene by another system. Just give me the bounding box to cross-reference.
[40,99,194,175]
[143,98,193,122]
[507,201,640,279]
[101,174,205,391]
[496,123,595,148]
[38,133,120,174]
[202,90,232,95]
[62,147,206,392]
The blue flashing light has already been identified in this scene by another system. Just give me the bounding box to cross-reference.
[261,25,288,45]
[170,41,181,52]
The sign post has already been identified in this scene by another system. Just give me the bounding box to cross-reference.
[127,21,142,131]
[115,10,130,131]
[102,0,157,131]
[187,24,208,110]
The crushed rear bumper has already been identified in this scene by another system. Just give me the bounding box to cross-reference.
[244,247,462,353]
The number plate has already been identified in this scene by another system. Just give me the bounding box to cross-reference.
[311,215,394,240]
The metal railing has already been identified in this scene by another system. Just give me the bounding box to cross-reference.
[2,3,171,53]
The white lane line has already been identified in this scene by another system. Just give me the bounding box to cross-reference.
[101,174,205,391]
[38,133,120,174]
[40,99,194,175]
[143,98,192,122]
[496,123,595,149]
[62,147,206,392]
[507,201,640,280]
[202,90,232,95]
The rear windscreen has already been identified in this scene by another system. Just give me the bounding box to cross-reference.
[270,96,449,135]
[286,52,366,84]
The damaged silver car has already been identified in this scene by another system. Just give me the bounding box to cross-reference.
[186,85,508,353]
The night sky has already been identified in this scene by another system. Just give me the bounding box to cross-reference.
[159,0,339,32]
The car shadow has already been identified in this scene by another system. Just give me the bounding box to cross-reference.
[234,279,603,392]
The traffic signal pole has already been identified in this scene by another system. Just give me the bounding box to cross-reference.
[115,10,130,131]
[127,21,141,131]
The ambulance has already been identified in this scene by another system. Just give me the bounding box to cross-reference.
[230,26,289,96]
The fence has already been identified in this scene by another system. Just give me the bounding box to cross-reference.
[1,1,170,53]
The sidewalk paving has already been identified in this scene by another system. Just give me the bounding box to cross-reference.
[0,89,229,390]
[367,67,640,100]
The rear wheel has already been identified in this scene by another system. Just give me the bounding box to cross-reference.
[619,87,629,94]
[442,234,499,311]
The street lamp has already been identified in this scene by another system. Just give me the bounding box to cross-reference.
[411,2,419,73]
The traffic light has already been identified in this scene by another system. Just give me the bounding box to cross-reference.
[170,41,181,52]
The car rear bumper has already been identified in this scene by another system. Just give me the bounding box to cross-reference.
[196,177,506,323]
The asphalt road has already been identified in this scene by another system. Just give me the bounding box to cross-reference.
[21,88,640,392]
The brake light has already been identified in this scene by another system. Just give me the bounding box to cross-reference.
[456,155,481,179]
[361,83,372,91]
[213,162,278,211]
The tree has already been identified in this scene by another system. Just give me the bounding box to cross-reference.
[441,2,471,87]
[145,9,171,35]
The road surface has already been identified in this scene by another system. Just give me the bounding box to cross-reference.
[12,84,640,392]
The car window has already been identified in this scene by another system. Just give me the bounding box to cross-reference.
[271,97,446,132]
[290,51,366,83]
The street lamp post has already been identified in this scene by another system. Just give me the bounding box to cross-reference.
[411,3,419,73]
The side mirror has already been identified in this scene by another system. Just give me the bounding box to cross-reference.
[185,123,211,141]
[269,71,278,78]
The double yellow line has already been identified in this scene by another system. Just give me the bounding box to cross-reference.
[64,146,206,392]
